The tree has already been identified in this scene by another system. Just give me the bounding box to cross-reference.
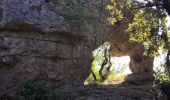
[106,0,170,77]
[87,42,113,82]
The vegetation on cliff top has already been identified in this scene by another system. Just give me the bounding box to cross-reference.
[106,0,170,77]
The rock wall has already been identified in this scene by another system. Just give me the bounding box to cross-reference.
[0,0,110,96]
[0,0,155,97]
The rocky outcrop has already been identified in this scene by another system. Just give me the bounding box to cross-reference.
[0,0,109,97]
[125,55,154,84]
[0,0,155,97]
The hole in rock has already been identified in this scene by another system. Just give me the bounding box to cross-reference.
[84,42,131,85]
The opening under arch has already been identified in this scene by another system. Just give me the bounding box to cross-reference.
[85,42,131,85]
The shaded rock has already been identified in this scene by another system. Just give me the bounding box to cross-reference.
[124,55,154,85]
[0,8,3,22]
[0,0,68,32]
[0,0,108,97]
[0,0,157,98]
[53,84,167,100]
[0,31,93,96]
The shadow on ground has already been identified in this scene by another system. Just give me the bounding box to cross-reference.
[54,82,166,100]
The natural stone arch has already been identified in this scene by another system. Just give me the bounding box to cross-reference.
[108,42,155,84]
[0,0,156,97]
[88,40,155,85]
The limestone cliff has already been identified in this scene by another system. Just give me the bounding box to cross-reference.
[0,0,156,99]
[0,0,109,96]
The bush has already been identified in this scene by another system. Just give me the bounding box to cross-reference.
[155,73,170,100]
[16,80,56,100]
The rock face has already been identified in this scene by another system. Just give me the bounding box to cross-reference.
[66,84,166,100]
[0,0,109,96]
[125,55,154,84]
[0,0,155,97]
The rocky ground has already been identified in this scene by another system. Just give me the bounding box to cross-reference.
[53,82,166,100]
[0,81,167,100]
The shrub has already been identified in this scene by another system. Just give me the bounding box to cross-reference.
[16,80,56,100]
[155,72,170,100]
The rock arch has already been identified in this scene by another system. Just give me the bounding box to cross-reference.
[0,0,154,97]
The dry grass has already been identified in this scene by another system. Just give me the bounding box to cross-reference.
[104,73,127,84]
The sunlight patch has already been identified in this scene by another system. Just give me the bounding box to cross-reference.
[111,56,131,74]
[154,49,166,73]
[85,42,131,84]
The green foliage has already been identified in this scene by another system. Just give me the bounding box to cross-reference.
[86,42,127,83]
[155,71,170,83]
[127,8,169,56]
[16,80,56,100]
[105,0,170,85]
[106,0,132,25]
[106,0,170,79]
[86,59,115,83]
[106,0,170,56]
[86,42,115,83]
[154,72,170,100]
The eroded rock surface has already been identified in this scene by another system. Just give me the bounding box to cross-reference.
[0,0,156,98]
[124,55,154,84]
[0,0,109,96]
[53,84,166,100]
